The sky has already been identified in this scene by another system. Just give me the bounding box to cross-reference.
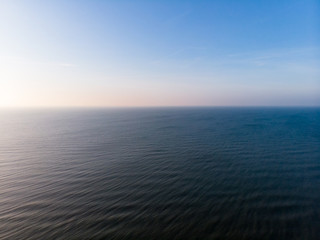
[0,0,319,107]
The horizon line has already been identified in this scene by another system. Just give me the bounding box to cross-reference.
[1,105,319,110]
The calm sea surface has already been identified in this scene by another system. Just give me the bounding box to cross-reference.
[0,108,319,240]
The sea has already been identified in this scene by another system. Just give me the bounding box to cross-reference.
[0,107,319,240]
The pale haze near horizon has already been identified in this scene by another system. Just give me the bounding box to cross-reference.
[0,0,319,108]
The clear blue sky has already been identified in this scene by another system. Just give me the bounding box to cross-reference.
[0,0,319,107]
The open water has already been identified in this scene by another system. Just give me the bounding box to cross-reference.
[0,107,319,239]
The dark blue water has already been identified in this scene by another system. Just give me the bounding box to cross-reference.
[0,108,319,239]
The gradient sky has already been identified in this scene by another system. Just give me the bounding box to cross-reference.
[0,0,319,107]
